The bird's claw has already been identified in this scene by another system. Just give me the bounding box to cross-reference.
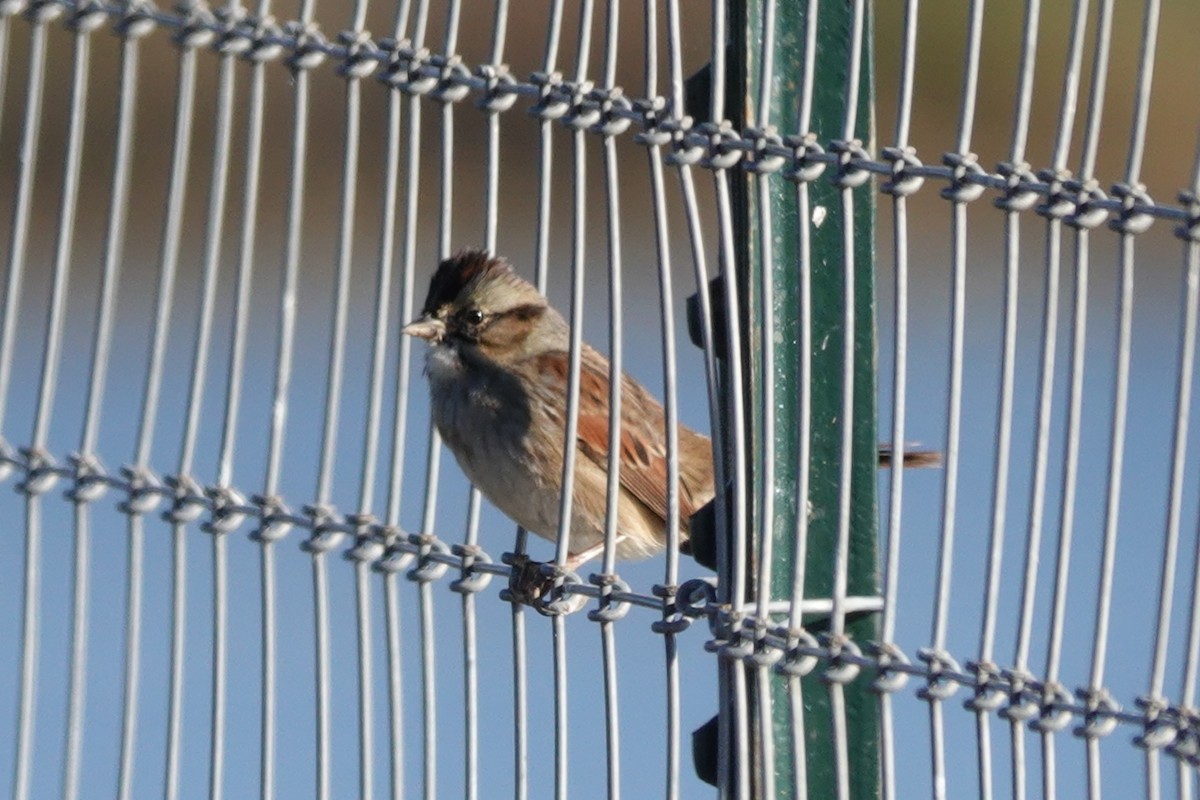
[506,554,587,616]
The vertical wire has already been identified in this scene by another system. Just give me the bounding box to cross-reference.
[178,26,236,485]
[379,3,427,796]
[1174,126,1200,800]
[7,20,49,800]
[457,5,506,800]
[134,34,197,470]
[457,3,507,797]
[1088,233,1135,795]
[385,0,428,530]
[262,0,317,498]
[15,21,87,800]
[879,0,917,796]
[644,0,684,795]
[927,1,985,797]
[596,0,625,797]
[358,1,411,797]
[353,559,375,800]
[62,503,90,800]
[119,501,146,800]
[0,21,48,434]
[311,550,333,800]
[349,0,413,796]
[315,0,367,509]
[972,2,1040,799]
[533,0,564,298]
[509,6,563,796]
[783,2,821,796]
[984,0,1041,667]
[549,4,595,799]
[1041,2,1112,797]
[209,6,267,797]
[709,0,753,791]
[549,0,592,574]
[210,534,229,800]
[80,28,140,783]
[13,498,41,800]
[1156,183,1200,797]
[1017,1,1089,797]
[165,525,188,800]
[826,2,867,798]
[1141,0,1176,717]
[456,6,508,800]
[384,1,430,796]
[416,4,462,797]
[310,0,370,794]
[185,29,239,797]
[383,569,405,800]
[1093,2,1161,795]
[256,0,317,795]
[750,0,779,793]
[30,29,88,455]
[73,12,143,799]
[257,539,278,800]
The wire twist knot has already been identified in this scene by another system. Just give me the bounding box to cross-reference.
[337,28,377,79]
[994,160,1040,212]
[879,145,922,196]
[939,152,987,203]
[302,503,346,554]
[113,0,155,37]
[528,71,570,121]
[450,542,493,594]
[406,532,450,583]
[119,464,164,514]
[373,527,415,574]
[1031,681,1074,733]
[66,452,109,503]
[867,641,910,693]
[163,473,207,523]
[250,494,293,542]
[17,447,60,496]
[202,485,248,534]
[173,3,216,49]
[1074,686,1121,740]
[475,63,518,113]
[829,139,872,189]
[1109,182,1156,235]
[743,126,785,175]
[917,648,965,701]
[964,659,1007,712]
[821,634,862,685]
[588,572,632,623]
[1135,694,1179,750]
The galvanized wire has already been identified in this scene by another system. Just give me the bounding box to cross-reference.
[2,2,1200,799]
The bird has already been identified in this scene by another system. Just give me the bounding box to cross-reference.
[403,249,936,581]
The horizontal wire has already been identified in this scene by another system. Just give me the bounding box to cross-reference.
[0,0,1194,235]
[2,440,1198,761]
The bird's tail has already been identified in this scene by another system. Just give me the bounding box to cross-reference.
[877,444,941,468]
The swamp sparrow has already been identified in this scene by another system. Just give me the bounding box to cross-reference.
[404,250,935,574]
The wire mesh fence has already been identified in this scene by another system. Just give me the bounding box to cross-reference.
[1,0,1200,798]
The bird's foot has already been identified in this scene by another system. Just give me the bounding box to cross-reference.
[505,553,588,616]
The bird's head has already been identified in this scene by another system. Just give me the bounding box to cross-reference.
[403,250,563,363]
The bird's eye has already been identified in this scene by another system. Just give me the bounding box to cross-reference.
[463,308,485,326]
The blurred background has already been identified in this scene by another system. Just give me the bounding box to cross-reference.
[0,0,1199,797]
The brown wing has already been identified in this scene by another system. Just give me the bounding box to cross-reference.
[535,347,713,527]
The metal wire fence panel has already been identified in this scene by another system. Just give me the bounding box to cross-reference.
[1,0,1199,798]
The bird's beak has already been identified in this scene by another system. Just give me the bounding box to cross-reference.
[402,316,446,343]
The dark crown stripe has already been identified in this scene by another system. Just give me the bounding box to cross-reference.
[422,249,508,313]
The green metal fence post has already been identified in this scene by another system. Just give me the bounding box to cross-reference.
[734,1,880,796]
